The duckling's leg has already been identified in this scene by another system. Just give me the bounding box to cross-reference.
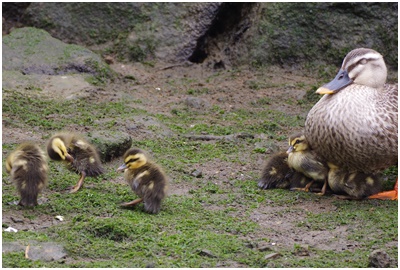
[290,180,314,192]
[70,171,86,193]
[121,198,143,207]
[368,180,398,200]
[316,179,328,196]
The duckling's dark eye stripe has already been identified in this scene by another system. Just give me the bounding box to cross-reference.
[126,158,139,164]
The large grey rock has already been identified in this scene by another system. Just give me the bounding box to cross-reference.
[4,3,398,69]
[2,27,112,77]
[2,241,67,262]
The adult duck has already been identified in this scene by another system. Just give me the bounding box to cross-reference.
[305,48,398,200]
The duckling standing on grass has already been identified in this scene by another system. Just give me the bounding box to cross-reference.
[6,143,48,207]
[117,148,168,214]
[47,132,104,193]
[305,48,398,200]
[327,163,383,200]
[287,133,329,195]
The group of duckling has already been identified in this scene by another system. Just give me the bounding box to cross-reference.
[5,48,398,213]
[6,132,168,213]
[259,48,397,200]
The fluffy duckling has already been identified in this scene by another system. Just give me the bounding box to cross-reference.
[287,133,329,195]
[305,48,397,199]
[47,132,104,193]
[258,152,293,189]
[328,163,383,200]
[117,148,168,214]
[6,143,48,207]
[258,151,323,191]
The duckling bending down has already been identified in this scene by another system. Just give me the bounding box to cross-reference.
[327,163,383,200]
[6,143,48,207]
[258,151,320,191]
[305,48,398,200]
[258,152,293,190]
[287,133,329,195]
[47,132,104,193]
[117,148,168,214]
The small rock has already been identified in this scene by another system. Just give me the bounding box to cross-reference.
[191,169,203,178]
[184,97,210,109]
[10,216,24,223]
[264,252,280,260]
[197,249,217,258]
[258,244,273,252]
[369,249,391,268]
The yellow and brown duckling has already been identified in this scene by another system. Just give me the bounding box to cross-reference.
[258,152,293,190]
[305,48,398,200]
[117,148,168,214]
[287,133,329,195]
[6,142,48,207]
[47,132,104,193]
[258,151,322,191]
[327,163,383,200]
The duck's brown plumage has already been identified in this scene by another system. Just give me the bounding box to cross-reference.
[6,143,48,207]
[305,48,398,173]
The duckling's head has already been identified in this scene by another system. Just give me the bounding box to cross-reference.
[5,151,17,173]
[117,148,147,172]
[47,137,74,162]
[316,48,387,94]
[287,133,309,154]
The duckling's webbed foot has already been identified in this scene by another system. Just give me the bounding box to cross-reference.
[121,198,143,207]
[70,172,86,193]
[290,180,314,192]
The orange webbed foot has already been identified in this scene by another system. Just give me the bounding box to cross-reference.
[368,180,398,200]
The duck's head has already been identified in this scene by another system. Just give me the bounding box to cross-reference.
[47,137,74,162]
[287,133,309,153]
[117,148,147,172]
[316,48,387,95]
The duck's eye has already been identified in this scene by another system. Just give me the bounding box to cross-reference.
[295,139,301,145]
[360,59,367,65]
[126,157,139,164]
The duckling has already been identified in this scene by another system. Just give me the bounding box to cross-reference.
[287,133,329,195]
[327,163,383,200]
[47,132,104,193]
[258,152,293,189]
[305,48,398,199]
[117,148,168,214]
[258,151,322,191]
[5,143,48,207]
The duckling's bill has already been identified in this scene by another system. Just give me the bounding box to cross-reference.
[65,153,74,163]
[117,164,127,172]
[316,69,353,95]
[286,145,294,154]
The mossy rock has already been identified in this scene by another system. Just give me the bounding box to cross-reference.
[2,27,113,79]
[88,131,132,162]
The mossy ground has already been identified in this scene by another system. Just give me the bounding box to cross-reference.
[2,64,398,267]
